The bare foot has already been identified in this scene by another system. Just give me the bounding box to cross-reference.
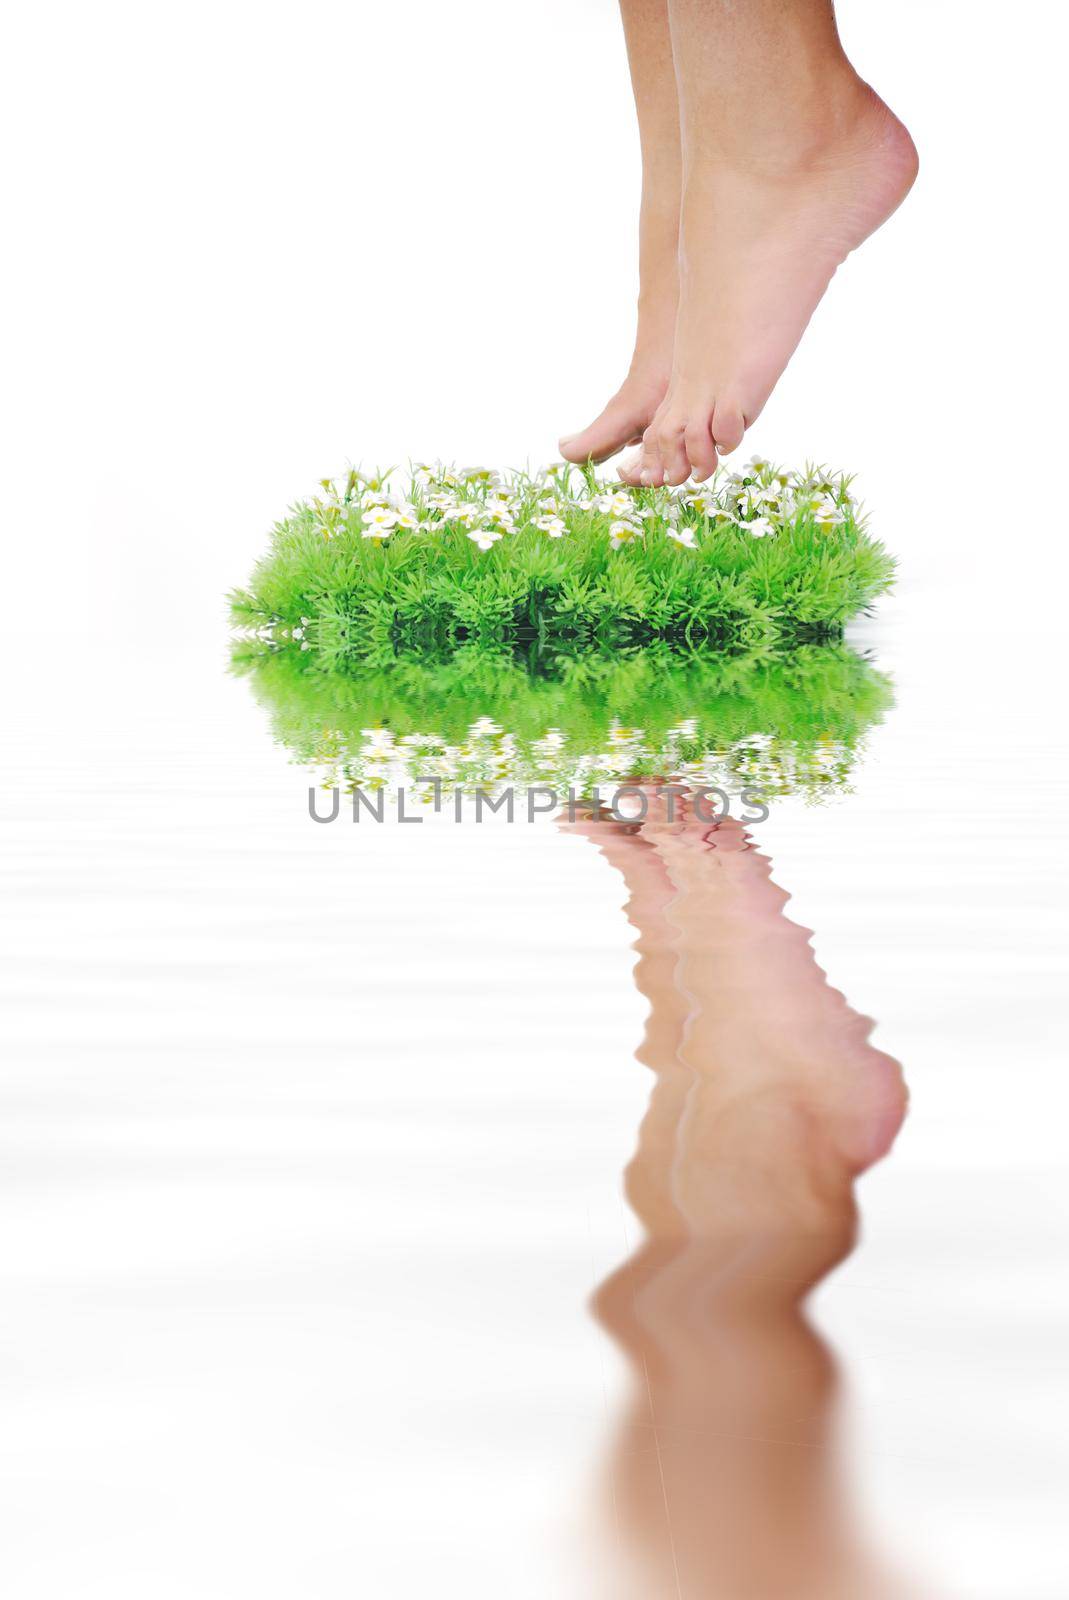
[559,0,680,466]
[621,86,918,485]
[558,177,679,469]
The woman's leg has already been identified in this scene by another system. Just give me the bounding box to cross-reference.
[558,0,682,466]
[619,0,918,485]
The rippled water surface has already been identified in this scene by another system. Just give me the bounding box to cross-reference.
[2,593,1067,1598]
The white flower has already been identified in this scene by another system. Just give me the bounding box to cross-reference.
[807,493,846,528]
[393,503,421,532]
[468,526,502,551]
[666,526,697,549]
[609,520,644,548]
[361,505,398,539]
[451,501,484,527]
[361,491,395,515]
[684,489,717,516]
[533,514,567,538]
[595,490,639,517]
[743,515,775,538]
[425,491,458,514]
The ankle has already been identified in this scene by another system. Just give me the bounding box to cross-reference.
[688,71,891,182]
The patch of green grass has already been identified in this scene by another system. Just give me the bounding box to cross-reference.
[232,638,893,800]
[229,461,896,655]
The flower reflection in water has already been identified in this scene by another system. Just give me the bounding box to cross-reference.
[233,641,893,806]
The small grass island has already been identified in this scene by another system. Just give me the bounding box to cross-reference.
[230,459,895,658]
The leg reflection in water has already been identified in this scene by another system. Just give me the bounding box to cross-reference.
[563,793,916,1600]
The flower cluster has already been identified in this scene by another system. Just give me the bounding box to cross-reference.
[307,459,860,553]
[309,715,855,804]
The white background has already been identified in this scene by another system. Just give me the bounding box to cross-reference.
[2,3,1068,1598]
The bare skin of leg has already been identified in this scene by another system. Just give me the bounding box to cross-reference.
[619,0,918,486]
[558,0,681,466]
[562,794,917,1599]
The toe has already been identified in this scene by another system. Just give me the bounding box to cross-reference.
[559,416,642,465]
[559,387,660,465]
[617,446,646,486]
[656,414,691,486]
[637,423,666,487]
[684,417,718,482]
[711,400,746,458]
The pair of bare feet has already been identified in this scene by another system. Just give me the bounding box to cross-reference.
[559,0,918,486]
